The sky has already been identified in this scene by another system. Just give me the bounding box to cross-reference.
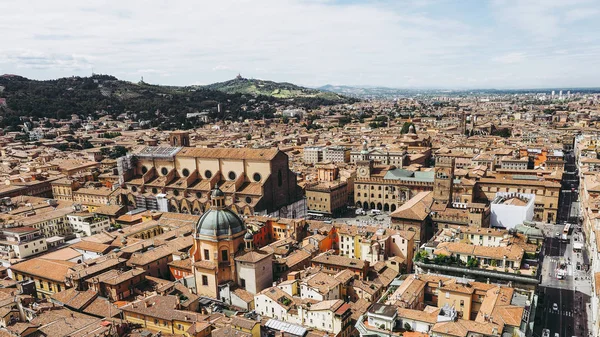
[1,0,599,89]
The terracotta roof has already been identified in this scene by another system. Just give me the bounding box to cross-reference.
[126,245,174,267]
[309,299,344,311]
[397,307,440,324]
[303,272,341,294]
[41,247,83,261]
[177,147,280,160]
[10,258,76,282]
[68,255,127,281]
[51,288,97,310]
[232,288,254,304]
[258,287,296,309]
[234,249,272,263]
[120,294,203,322]
[83,296,121,318]
[312,252,365,269]
[390,191,433,221]
[2,226,39,234]
[284,249,311,268]
[70,240,112,254]
[168,258,192,271]
[89,269,145,286]
[440,282,475,295]
[194,260,216,270]
[231,316,258,330]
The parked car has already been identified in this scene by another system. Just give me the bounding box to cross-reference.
[552,303,558,311]
[355,208,366,215]
[542,329,550,337]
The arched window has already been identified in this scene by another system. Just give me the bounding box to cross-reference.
[161,167,168,175]
[228,171,237,180]
[253,173,262,182]
[182,168,190,177]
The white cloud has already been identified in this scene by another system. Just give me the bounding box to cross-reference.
[565,8,600,22]
[492,52,526,64]
[212,65,232,71]
[0,0,598,88]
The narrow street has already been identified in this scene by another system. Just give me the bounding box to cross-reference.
[534,148,591,337]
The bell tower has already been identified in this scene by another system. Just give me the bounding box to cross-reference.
[169,130,190,147]
[433,157,455,205]
[357,140,373,179]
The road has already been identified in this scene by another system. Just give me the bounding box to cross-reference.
[557,151,579,223]
[534,149,591,337]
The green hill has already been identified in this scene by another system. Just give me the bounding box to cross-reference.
[0,74,354,131]
[204,76,349,102]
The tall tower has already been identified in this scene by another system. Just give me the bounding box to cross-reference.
[357,140,373,179]
[433,158,455,205]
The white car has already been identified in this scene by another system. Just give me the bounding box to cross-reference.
[542,329,550,337]
[355,208,366,215]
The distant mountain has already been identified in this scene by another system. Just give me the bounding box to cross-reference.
[319,84,442,99]
[320,84,600,99]
[204,76,351,102]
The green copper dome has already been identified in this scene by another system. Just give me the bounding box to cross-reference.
[196,208,246,237]
[195,187,246,237]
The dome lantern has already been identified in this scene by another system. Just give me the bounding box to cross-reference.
[244,230,254,251]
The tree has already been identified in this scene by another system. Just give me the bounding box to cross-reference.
[109,146,128,159]
[466,257,479,268]
[338,116,351,126]
[82,140,94,149]
[414,250,429,262]
[401,122,414,134]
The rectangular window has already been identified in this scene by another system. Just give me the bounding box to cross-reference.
[202,275,208,286]
[203,249,210,260]
[221,250,228,261]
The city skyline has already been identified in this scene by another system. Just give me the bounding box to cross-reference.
[1,0,600,89]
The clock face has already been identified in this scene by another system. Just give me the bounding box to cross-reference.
[359,167,368,176]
